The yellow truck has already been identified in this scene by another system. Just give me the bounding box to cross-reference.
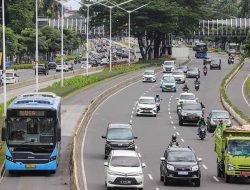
[214,125,250,183]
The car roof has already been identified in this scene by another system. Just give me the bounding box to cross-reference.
[139,96,155,100]
[211,110,228,113]
[144,70,154,72]
[108,123,132,129]
[167,147,193,152]
[180,92,195,96]
[111,150,138,157]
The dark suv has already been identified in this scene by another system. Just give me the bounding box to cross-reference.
[35,64,49,75]
[101,123,138,159]
[160,147,202,187]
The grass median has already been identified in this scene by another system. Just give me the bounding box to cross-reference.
[40,61,162,97]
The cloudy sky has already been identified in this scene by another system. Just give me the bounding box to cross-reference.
[64,0,81,10]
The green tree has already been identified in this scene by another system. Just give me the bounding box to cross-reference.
[238,0,250,18]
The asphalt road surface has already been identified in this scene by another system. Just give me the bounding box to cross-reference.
[227,58,250,117]
[82,51,250,190]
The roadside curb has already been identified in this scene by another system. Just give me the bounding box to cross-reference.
[70,58,191,190]
[220,58,248,125]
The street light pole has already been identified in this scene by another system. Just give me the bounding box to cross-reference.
[86,5,90,76]
[2,0,6,117]
[35,0,39,92]
[61,3,64,87]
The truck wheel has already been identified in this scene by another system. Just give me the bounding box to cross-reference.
[217,164,222,177]
[225,174,231,183]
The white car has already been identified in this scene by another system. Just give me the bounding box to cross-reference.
[142,70,156,82]
[101,58,109,65]
[172,69,186,83]
[80,63,92,69]
[104,150,145,189]
[136,96,157,117]
[176,92,198,112]
[4,70,19,84]
[56,64,69,72]
[162,60,175,73]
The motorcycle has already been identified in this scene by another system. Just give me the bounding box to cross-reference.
[182,86,189,92]
[198,125,207,140]
[194,81,200,91]
[228,57,234,64]
[155,98,161,112]
[203,68,207,76]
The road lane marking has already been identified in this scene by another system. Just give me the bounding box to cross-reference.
[132,111,134,114]
[171,121,173,124]
[156,188,159,190]
[135,145,138,149]
[176,132,180,135]
[169,112,171,115]
[169,101,171,104]
[133,107,135,110]
[168,105,170,107]
[131,115,133,118]
[213,176,220,182]
[202,164,208,170]
[181,138,184,142]
[81,80,142,190]
[173,126,176,129]
[242,73,250,108]
[148,174,153,180]
[130,120,132,124]
[168,108,170,111]
[138,153,142,158]
[170,116,172,119]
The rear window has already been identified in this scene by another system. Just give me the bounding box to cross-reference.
[182,104,201,110]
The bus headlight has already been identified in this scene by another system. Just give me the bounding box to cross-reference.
[227,163,234,171]
[6,156,14,162]
[49,156,57,162]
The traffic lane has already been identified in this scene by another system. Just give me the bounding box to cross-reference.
[227,59,250,117]
[0,68,157,190]
[83,74,163,190]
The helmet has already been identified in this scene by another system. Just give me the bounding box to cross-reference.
[172,134,177,142]
[156,94,159,98]
[219,120,223,125]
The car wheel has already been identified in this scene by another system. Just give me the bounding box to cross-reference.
[210,66,212,70]
[138,188,143,190]
[160,171,164,181]
[164,176,169,186]
[194,179,200,187]
[225,174,231,183]
[49,170,56,174]
[104,155,108,159]
[107,187,112,190]
[162,89,164,92]
[179,120,183,126]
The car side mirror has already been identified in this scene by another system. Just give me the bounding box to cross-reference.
[141,163,146,168]
[134,136,138,139]
[104,162,108,167]
[102,135,106,139]
[2,127,6,141]
[57,128,61,142]
[198,158,202,162]
[160,157,165,161]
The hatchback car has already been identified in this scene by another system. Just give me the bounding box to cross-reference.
[104,150,145,190]
[186,67,200,78]
[210,58,221,70]
[160,75,176,92]
[56,64,69,72]
[102,123,138,159]
[35,64,49,75]
[172,70,186,83]
[160,147,202,186]
[207,110,231,132]
[142,70,156,82]
[136,96,157,117]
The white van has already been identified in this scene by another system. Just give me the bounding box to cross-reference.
[4,70,19,84]
[162,60,175,73]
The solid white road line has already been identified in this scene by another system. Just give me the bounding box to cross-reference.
[213,176,220,182]
[202,164,208,170]
[242,73,250,108]
[81,80,141,190]
[148,174,153,180]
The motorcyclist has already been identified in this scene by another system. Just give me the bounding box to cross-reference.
[203,65,207,73]
[155,94,161,112]
[197,117,207,135]
[182,84,189,92]
[194,77,200,85]
[169,134,179,147]
[228,53,234,64]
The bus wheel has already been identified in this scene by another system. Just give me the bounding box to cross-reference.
[9,170,16,175]
[49,170,56,174]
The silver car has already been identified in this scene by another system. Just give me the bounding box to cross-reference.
[186,67,200,78]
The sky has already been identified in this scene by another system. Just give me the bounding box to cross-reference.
[64,0,81,10]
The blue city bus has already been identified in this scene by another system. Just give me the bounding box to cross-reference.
[195,43,208,59]
[1,92,61,174]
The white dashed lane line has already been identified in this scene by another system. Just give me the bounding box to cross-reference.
[202,164,208,170]
[181,138,184,142]
[132,111,134,114]
[169,112,171,115]
[173,126,176,129]
[171,121,173,124]
[168,105,170,107]
[169,116,172,119]
[168,108,170,111]
[130,120,132,124]
[131,115,133,118]
[213,176,220,182]
[133,107,135,110]
[156,188,159,190]
[148,174,153,180]
[176,132,180,136]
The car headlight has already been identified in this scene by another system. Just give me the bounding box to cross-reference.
[227,163,234,171]
[167,164,175,171]
[191,165,199,171]
[108,170,118,175]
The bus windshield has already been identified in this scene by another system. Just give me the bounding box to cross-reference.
[196,44,207,52]
[7,117,56,146]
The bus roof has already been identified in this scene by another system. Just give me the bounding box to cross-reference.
[8,92,61,110]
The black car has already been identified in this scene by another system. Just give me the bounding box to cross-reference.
[48,62,57,70]
[160,147,202,186]
[35,64,49,75]
[101,123,138,159]
[178,102,204,126]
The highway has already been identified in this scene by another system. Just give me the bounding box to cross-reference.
[227,58,250,117]
[82,51,250,190]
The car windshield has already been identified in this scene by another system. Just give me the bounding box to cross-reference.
[212,112,229,119]
[139,98,155,104]
[144,71,154,75]
[7,117,55,145]
[6,73,14,77]
[180,94,195,100]
[188,68,197,72]
[107,128,133,140]
[164,61,174,66]
[173,71,183,75]
[182,104,201,110]
[167,151,196,162]
[163,77,175,83]
[228,140,250,156]
[110,156,140,167]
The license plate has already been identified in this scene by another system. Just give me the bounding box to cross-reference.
[240,171,250,176]
[144,110,151,112]
[25,164,36,168]
[166,87,171,90]
[178,171,188,175]
[120,180,131,184]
